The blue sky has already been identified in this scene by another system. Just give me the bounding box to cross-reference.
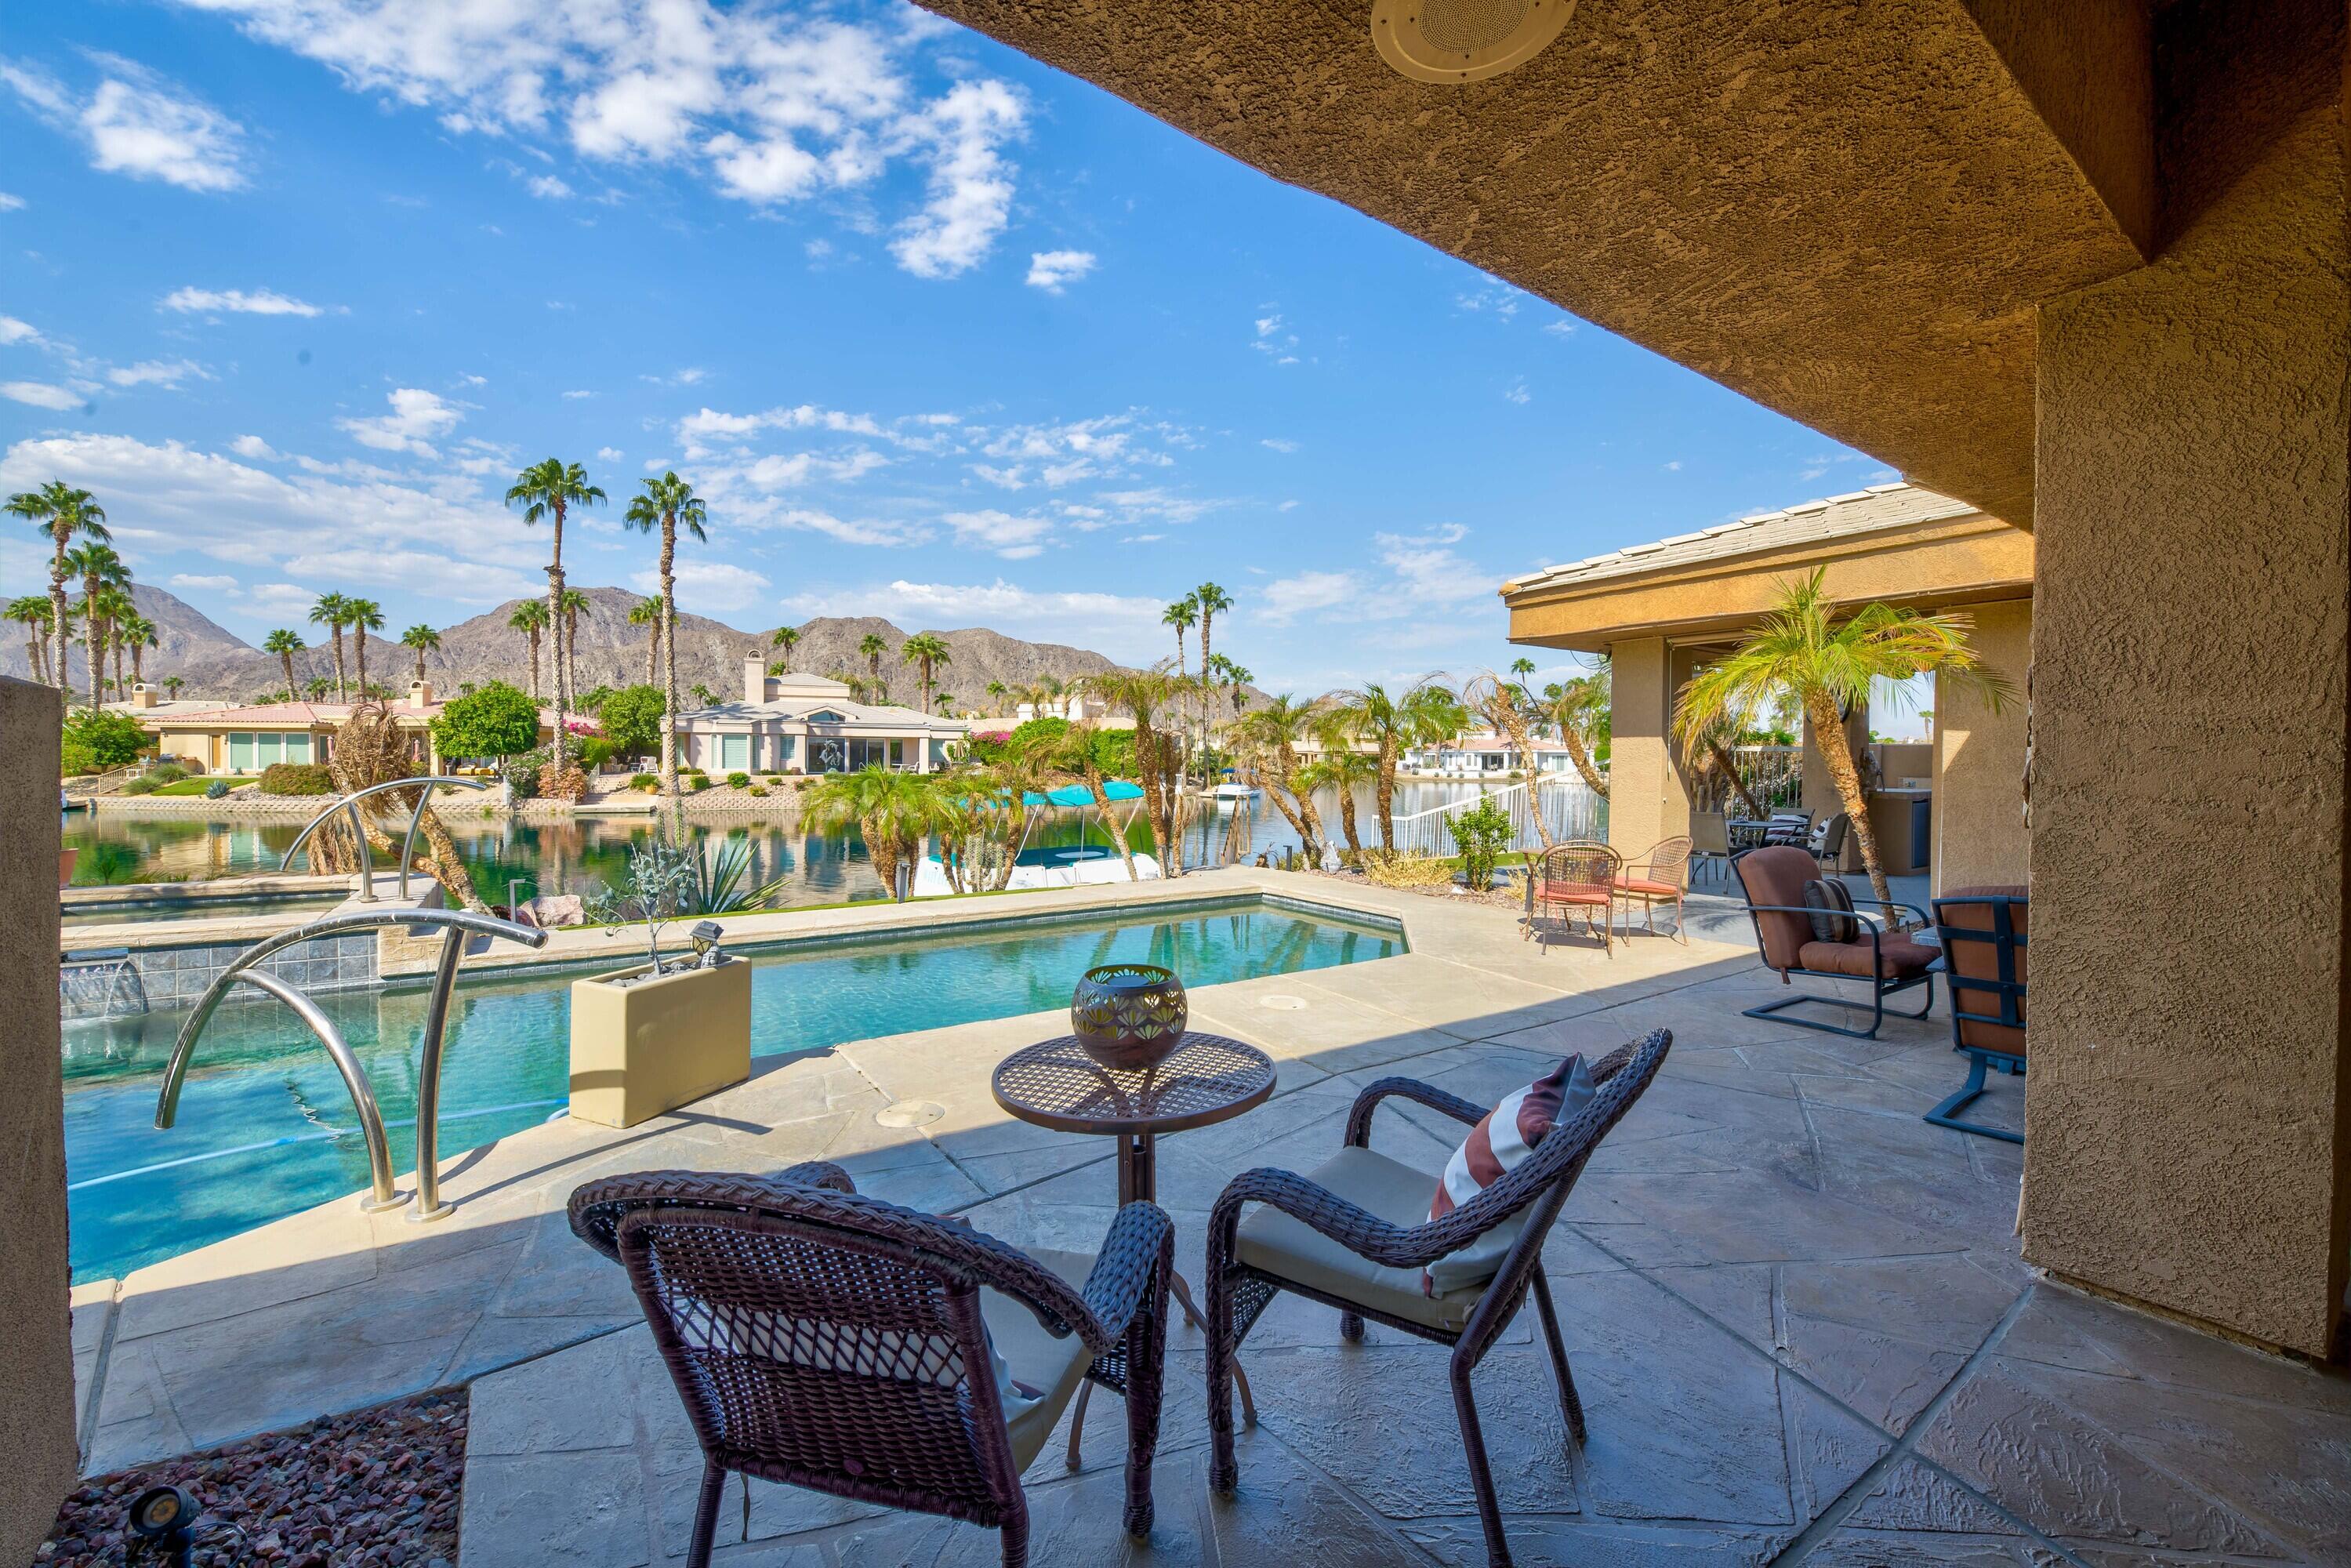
[0,0,1896,698]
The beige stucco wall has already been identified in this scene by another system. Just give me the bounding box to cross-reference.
[1602,638,1696,862]
[0,678,78,1559]
[1932,597,2031,892]
[2023,105,2349,1356]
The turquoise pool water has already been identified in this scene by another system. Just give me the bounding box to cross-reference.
[60,898,1402,1283]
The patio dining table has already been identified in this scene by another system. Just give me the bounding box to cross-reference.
[992,1031,1275,1463]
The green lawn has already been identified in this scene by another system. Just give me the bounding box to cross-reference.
[147,779,249,797]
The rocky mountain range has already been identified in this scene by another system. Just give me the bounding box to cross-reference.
[1,583,1124,716]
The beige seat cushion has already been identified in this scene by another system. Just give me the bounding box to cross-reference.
[1234,1145,1490,1333]
[980,1246,1098,1472]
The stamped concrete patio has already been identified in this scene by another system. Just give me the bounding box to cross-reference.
[67,869,2351,1566]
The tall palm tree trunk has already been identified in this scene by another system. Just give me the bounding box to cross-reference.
[279,648,296,695]
[1706,738,1768,819]
[113,636,125,695]
[49,536,70,692]
[83,601,102,710]
[1563,728,1608,799]
[1084,775,1142,881]
[1491,705,1555,850]
[1804,691,1892,908]
[354,633,368,696]
[331,628,346,702]
[1377,738,1397,851]
[660,524,681,798]
[645,617,660,684]
[1334,785,1362,857]
[547,504,569,767]
[1259,769,1319,862]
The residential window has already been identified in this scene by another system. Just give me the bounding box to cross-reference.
[721,733,749,771]
[228,732,255,771]
[286,734,313,764]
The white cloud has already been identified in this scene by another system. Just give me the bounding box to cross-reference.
[597,445,624,461]
[1025,249,1096,292]
[1258,570,1360,625]
[562,388,595,399]
[1502,379,1530,405]
[633,559,769,615]
[2,56,246,192]
[229,434,281,460]
[183,2,1027,278]
[107,358,209,388]
[942,509,1050,560]
[1375,524,1495,605]
[525,173,572,199]
[169,572,238,592]
[1260,437,1297,454]
[0,192,23,211]
[336,387,463,456]
[756,506,922,548]
[163,286,325,318]
[782,579,1165,660]
[0,315,39,346]
[1664,459,1683,471]
[2,380,80,410]
[1543,318,1576,336]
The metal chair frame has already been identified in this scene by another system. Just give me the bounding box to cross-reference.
[1203,1031,1672,1568]
[1925,894,2027,1144]
[1730,850,1936,1040]
[1613,836,1691,944]
[1522,840,1621,956]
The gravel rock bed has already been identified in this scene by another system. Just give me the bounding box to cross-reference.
[35,1390,465,1567]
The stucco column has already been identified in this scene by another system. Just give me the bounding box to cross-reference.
[0,677,77,1563]
[1932,597,2031,893]
[1602,637,1696,859]
[2023,105,2349,1356]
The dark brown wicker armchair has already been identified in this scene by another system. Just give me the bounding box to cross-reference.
[570,1163,1174,1567]
[1203,1029,1673,1568]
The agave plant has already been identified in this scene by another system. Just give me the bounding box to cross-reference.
[686,833,786,915]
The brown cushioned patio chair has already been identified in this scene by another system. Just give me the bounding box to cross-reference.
[1925,887,2027,1143]
[1203,1029,1672,1568]
[1523,840,1620,955]
[1613,835,1692,943]
[1732,845,1937,1039]
[570,1163,1174,1567]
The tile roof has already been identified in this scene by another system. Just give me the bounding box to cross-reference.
[682,697,970,731]
[1501,482,1982,594]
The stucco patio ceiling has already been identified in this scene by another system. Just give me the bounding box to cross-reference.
[920,0,2164,528]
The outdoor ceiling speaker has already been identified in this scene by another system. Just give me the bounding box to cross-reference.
[1371,0,1575,84]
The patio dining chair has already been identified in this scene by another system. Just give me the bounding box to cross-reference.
[1613,835,1692,943]
[1925,887,2027,1143]
[1689,811,1731,884]
[1731,845,1936,1039]
[1523,840,1620,955]
[1811,812,1851,875]
[569,1163,1174,1567]
[1203,1029,1673,1568]
[1761,809,1815,847]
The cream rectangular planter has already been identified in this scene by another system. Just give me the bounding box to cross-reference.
[568,957,753,1128]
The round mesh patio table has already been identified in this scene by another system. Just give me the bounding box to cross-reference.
[992,1032,1275,1461]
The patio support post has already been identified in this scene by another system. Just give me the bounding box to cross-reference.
[1602,637,1693,862]
[2023,100,2349,1359]
[1931,597,2031,894]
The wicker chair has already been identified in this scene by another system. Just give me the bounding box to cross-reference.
[569,1163,1174,1567]
[1523,841,1620,954]
[1926,888,2028,1142]
[1204,1030,1673,1568]
[1613,835,1692,943]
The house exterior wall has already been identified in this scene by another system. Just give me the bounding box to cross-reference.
[1603,637,1693,863]
[1932,597,2031,892]
[2023,104,2349,1356]
[0,678,78,1563]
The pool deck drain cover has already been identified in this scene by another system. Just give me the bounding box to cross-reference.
[1261,994,1308,1011]
[876,1100,946,1128]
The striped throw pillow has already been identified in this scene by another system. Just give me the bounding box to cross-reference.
[1425,1055,1598,1295]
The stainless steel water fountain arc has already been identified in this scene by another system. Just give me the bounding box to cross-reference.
[151,907,548,1222]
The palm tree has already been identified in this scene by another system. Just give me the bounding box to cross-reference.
[401,624,441,684]
[66,542,129,709]
[1192,583,1231,691]
[1036,720,1142,881]
[1673,567,2011,907]
[1208,655,1253,715]
[343,597,385,697]
[1463,669,1555,851]
[7,595,53,684]
[690,682,714,708]
[629,597,664,684]
[769,623,800,673]
[506,456,607,764]
[305,675,332,700]
[118,608,157,688]
[162,674,185,699]
[310,592,351,701]
[900,632,951,713]
[554,587,590,702]
[804,764,941,900]
[984,680,1008,717]
[262,628,304,699]
[1083,666,1199,877]
[508,599,549,699]
[5,480,107,690]
[1332,679,1462,851]
[1546,656,1611,799]
[1300,741,1379,859]
[858,632,891,702]
[622,472,708,798]
[1163,596,1197,677]
[1232,694,1329,862]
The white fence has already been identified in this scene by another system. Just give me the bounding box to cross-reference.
[1383,778,1604,858]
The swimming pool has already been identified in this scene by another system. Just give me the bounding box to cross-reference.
[60,896,1402,1282]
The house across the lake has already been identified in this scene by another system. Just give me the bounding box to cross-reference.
[671,655,971,775]
[126,681,557,775]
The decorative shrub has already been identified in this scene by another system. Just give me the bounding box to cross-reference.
[597,684,666,757]
[120,775,160,795]
[147,763,188,784]
[575,736,619,771]
[61,708,152,775]
[205,779,230,800]
[747,786,769,797]
[691,775,712,791]
[764,775,783,785]
[258,762,337,796]
[725,771,751,789]
[1445,794,1514,891]
[1359,851,1456,889]
[629,772,659,792]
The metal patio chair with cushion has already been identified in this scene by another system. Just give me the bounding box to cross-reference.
[1613,835,1692,943]
[1925,887,2028,1143]
[1203,1029,1672,1568]
[569,1163,1174,1568]
[1689,811,1731,885]
[1731,845,1937,1039]
[1761,808,1815,847]
[1811,811,1851,875]
[1523,840,1620,955]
